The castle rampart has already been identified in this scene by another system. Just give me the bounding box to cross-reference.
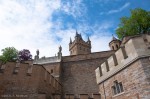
[95,34,150,84]
[0,61,62,99]
[62,50,114,62]
[34,56,61,64]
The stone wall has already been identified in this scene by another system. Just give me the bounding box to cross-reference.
[61,50,114,98]
[99,58,150,99]
[63,51,114,62]
[96,34,150,84]
[0,62,62,99]
[43,62,62,81]
[95,34,150,99]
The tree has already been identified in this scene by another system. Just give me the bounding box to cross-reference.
[0,47,18,63]
[18,49,32,61]
[116,8,150,39]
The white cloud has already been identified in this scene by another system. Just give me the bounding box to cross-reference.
[61,0,87,18]
[99,2,130,15]
[0,0,112,59]
[0,0,61,57]
[108,2,130,14]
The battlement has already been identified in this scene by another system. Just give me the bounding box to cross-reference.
[0,61,62,97]
[95,34,150,84]
[63,50,114,62]
[33,56,61,64]
[69,39,91,50]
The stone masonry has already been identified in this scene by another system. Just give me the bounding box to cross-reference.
[95,34,150,99]
[0,32,150,99]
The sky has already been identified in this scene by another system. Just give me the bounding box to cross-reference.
[0,0,150,58]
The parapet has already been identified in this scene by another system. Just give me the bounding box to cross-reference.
[95,34,150,84]
[63,50,114,62]
[33,56,61,64]
[0,61,62,95]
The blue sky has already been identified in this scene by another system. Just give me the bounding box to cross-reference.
[0,0,149,57]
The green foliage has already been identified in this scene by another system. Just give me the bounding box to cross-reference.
[0,47,18,63]
[116,8,150,39]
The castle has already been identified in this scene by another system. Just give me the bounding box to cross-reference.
[0,31,150,99]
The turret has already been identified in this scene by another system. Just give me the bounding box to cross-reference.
[109,35,121,51]
[69,30,91,55]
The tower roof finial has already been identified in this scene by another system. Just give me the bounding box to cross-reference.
[59,45,62,52]
[112,34,117,40]
[70,37,72,43]
[88,36,90,41]
[76,29,78,36]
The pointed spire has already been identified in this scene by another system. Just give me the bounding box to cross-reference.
[79,33,83,40]
[88,36,90,41]
[87,36,91,45]
[70,37,72,43]
[112,34,117,40]
[76,29,78,36]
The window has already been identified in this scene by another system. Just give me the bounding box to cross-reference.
[112,46,114,50]
[116,44,119,49]
[51,69,53,73]
[112,81,124,95]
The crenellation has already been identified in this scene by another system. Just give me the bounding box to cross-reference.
[115,48,126,65]
[0,61,62,98]
[0,64,6,73]
[27,63,33,76]
[95,34,150,85]
[120,46,128,59]
[34,56,61,64]
[13,62,21,74]
[101,62,107,75]
[107,55,116,71]
[95,67,101,84]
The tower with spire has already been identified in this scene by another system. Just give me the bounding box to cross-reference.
[109,35,121,50]
[69,30,91,55]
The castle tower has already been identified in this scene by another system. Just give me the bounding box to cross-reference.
[109,35,121,50]
[69,31,91,55]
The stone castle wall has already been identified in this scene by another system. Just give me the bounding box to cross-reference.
[99,57,150,99]
[95,34,150,99]
[61,51,114,98]
[43,62,62,81]
[0,62,62,99]
[63,51,114,62]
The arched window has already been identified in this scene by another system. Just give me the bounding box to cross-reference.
[116,44,119,49]
[112,46,114,50]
